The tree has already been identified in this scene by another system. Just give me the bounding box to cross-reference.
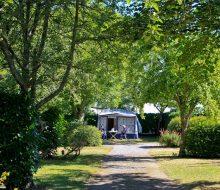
[0,1,127,188]
[137,34,219,156]
[0,1,80,108]
[123,0,220,157]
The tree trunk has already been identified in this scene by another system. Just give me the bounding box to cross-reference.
[76,105,85,122]
[178,114,190,157]
[78,111,85,122]
[154,104,167,135]
[157,111,163,134]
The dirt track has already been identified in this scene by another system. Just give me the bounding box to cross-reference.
[85,143,183,190]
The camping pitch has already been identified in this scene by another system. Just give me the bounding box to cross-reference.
[97,110,142,139]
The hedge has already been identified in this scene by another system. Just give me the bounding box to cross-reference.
[0,91,40,189]
[185,123,220,158]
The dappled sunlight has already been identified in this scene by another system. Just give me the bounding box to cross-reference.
[149,148,220,189]
[34,146,112,189]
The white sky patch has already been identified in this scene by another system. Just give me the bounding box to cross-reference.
[144,103,171,113]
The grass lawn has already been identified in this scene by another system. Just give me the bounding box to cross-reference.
[149,148,220,190]
[139,136,159,143]
[34,146,112,190]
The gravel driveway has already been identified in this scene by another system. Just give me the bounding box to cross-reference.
[85,143,183,190]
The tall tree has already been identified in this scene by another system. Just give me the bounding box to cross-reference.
[0,0,80,108]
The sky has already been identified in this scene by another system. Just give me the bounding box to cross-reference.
[144,103,171,113]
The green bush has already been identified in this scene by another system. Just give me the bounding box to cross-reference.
[189,116,215,128]
[68,125,102,147]
[0,91,40,189]
[65,125,102,157]
[167,116,181,132]
[159,130,181,147]
[62,120,82,147]
[185,123,220,158]
[167,116,210,132]
[40,107,69,158]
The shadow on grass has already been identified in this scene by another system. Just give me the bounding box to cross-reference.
[139,145,166,149]
[86,172,220,190]
[85,152,219,190]
[183,181,220,190]
[40,154,106,167]
[35,169,90,190]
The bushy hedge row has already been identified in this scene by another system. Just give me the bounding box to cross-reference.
[167,116,210,132]
[0,91,40,189]
[138,113,171,134]
[167,116,220,157]
[185,123,220,158]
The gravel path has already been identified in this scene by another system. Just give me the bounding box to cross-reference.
[85,143,183,190]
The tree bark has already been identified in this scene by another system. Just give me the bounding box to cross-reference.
[178,114,190,157]
[178,99,197,157]
[154,103,167,134]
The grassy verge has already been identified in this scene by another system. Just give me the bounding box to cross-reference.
[149,148,220,190]
[139,136,159,143]
[34,146,112,190]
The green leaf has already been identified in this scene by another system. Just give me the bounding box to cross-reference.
[126,0,131,4]
[145,0,150,8]
[151,2,159,12]
[177,0,183,5]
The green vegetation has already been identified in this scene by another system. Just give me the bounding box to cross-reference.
[159,130,180,147]
[167,117,181,133]
[40,107,65,158]
[1,0,220,187]
[149,148,220,190]
[34,146,112,190]
[64,125,102,157]
[185,123,220,158]
[166,116,220,157]
[0,91,40,189]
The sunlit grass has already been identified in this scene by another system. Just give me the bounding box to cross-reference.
[149,148,220,189]
[34,146,112,190]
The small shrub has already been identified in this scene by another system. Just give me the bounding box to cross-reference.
[167,116,181,133]
[185,124,220,158]
[159,130,181,147]
[69,125,102,146]
[65,125,102,157]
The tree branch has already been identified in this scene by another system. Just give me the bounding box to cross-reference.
[31,0,51,99]
[36,0,80,109]
[36,1,50,59]
[0,36,24,88]
[29,3,42,39]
